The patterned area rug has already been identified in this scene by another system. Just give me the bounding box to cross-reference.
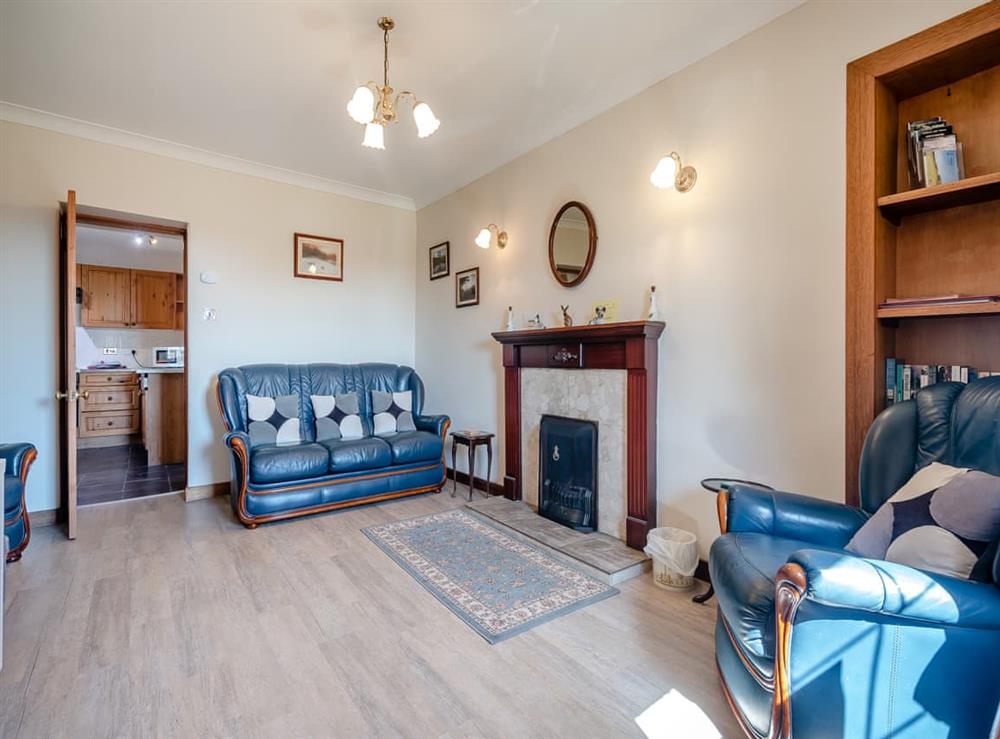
[363,509,618,643]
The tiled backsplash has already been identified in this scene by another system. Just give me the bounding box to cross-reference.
[77,328,184,369]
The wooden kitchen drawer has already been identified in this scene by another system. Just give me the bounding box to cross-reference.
[81,387,139,412]
[81,410,140,437]
[80,371,138,387]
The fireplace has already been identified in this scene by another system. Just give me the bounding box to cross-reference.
[492,320,665,549]
[538,415,598,532]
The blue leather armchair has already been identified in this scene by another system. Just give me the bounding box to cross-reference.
[217,363,449,528]
[710,378,1000,738]
[2,442,37,562]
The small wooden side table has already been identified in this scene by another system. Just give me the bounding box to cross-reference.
[450,431,495,501]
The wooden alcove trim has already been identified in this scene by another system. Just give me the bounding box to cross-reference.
[548,200,597,288]
[843,3,1000,507]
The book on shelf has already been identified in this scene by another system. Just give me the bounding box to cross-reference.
[885,358,998,407]
[879,294,1000,309]
[906,117,965,188]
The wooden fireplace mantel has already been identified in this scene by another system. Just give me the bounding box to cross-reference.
[491,320,666,549]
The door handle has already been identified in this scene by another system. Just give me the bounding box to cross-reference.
[55,390,90,401]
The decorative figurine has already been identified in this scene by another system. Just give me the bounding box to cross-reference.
[560,305,573,327]
[505,305,515,331]
[646,285,660,320]
[588,305,607,325]
[527,313,546,329]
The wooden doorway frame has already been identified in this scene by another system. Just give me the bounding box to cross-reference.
[59,201,189,536]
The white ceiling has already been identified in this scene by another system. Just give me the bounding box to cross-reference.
[77,224,184,256]
[0,1,801,209]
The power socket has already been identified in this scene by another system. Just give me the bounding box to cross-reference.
[103,347,118,355]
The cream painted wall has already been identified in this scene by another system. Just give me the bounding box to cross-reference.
[415,0,982,557]
[0,121,415,513]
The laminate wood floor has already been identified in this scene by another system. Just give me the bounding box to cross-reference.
[1,489,739,739]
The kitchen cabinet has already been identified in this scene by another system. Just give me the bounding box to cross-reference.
[141,372,186,465]
[79,264,177,329]
[79,265,131,327]
[78,370,140,439]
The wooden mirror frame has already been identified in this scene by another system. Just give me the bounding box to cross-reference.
[548,201,597,288]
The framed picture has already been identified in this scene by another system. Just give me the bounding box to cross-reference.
[429,241,450,280]
[455,266,480,308]
[294,232,343,281]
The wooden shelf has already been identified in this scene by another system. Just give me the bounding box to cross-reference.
[878,301,1000,319]
[878,171,1000,222]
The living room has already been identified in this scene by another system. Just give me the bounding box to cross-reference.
[2,2,999,738]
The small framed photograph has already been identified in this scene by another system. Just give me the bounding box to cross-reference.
[294,233,343,281]
[429,241,450,281]
[455,266,480,308]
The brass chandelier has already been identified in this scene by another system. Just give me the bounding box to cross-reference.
[346,17,440,150]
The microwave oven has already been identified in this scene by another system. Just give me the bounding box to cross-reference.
[153,346,184,366]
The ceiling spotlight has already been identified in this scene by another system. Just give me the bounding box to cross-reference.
[148,236,158,246]
[347,17,439,150]
[133,235,143,245]
[475,224,507,250]
[650,151,697,192]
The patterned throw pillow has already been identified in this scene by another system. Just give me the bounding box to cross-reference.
[372,390,416,435]
[246,394,302,446]
[846,462,1000,580]
[311,393,364,441]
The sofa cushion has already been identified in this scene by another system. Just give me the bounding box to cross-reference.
[846,462,1000,581]
[321,437,392,474]
[710,532,842,680]
[250,442,328,485]
[382,430,443,465]
[372,390,417,435]
[4,475,23,519]
[311,393,365,441]
[247,393,302,446]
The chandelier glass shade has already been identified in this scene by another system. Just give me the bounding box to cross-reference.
[347,17,439,148]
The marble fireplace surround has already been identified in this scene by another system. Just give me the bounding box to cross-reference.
[521,369,626,540]
[492,321,665,549]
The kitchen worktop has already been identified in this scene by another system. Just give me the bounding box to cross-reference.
[78,367,184,374]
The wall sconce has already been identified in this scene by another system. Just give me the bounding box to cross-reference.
[649,151,697,192]
[475,223,508,249]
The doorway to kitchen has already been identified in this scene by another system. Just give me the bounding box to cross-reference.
[64,203,188,512]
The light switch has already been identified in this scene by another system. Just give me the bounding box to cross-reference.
[202,307,217,321]
[200,272,218,284]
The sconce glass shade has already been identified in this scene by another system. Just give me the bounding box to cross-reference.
[475,228,492,249]
[347,86,376,124]
[649,155,678,189]
[362,122,385,150]
[413,102,440,138]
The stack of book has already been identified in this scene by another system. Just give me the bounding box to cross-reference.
[879,294,1000,310]
[885,359,997,406]
[907,117,965,187]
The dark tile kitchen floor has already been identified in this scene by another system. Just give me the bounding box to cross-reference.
[77,444,186,506]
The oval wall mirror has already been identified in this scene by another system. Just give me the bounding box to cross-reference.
[548,201,597,287]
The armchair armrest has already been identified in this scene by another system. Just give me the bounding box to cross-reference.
[788,548,1000,631]
[0,443,38,478]
[725,484,869,547]
[414,414,450,438]
[224,431,250,451]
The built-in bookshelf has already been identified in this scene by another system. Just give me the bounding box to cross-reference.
[845,3,1000,506]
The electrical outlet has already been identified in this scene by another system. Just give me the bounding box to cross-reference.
[103,347,118,355]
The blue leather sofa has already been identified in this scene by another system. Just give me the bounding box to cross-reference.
[217,363,449,527]
[709,378,1000,738]
[2,442,37,562]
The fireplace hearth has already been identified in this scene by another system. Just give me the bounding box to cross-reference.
[539,414,598,532]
